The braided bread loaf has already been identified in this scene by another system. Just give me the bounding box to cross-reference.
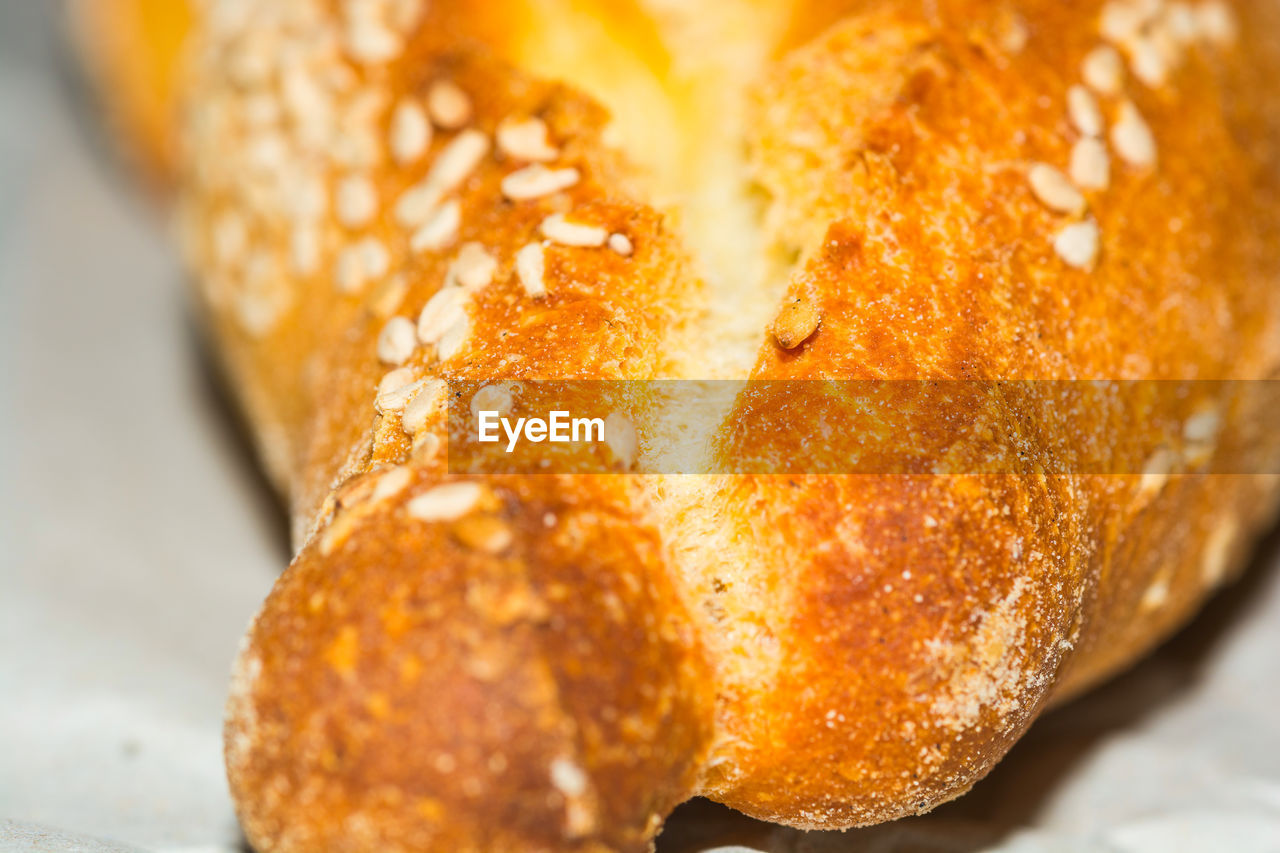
[77,0,1280,849]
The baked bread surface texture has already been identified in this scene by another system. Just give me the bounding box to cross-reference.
[77,0,1280,848]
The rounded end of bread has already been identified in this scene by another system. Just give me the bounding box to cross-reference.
[688,474,1073,828]
[224,472,711,852]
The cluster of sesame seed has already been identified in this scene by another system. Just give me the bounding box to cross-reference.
[1026,0,1236,270]
[362,66,634,447]
[372,127,634,395]
[185,0,430,337]
[185,0,641,463]
[373,84,632,395]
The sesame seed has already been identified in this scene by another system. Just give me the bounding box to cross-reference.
[391,371,442,422]
[318,511,355,557]
[360,237,390,278]
[348,85,389,123]
[395,185,444,230]
[1111,101,1157,168]
[1001,15,1029,54]
[395,130,489,227]
[1140,577,1170,610]
[550,758,588,798]
[1129,36,1169,86]
[427,80,472,129]
[771,297,821,349]
[377,316,417,365]
[540,213,608,247]
[387,0,425,32]
[1201,517,1238,586]
[436,316,470,361]
[345,17,403,65]
[281,63,329,122]
[1082,45,1125,96]
[246,133,288,173]
[1135,0,1165,18]
[1099,1,1148,47]
[516,242,547,298]
[288,174,328,222]
[417,287,469,344]
[409,199,461,252]
[1070,137,1111,190]
[336,249,364,294]
[608,233,634,256]
[402,379,445,435]
[1165,1,1199,43]
[336,175,378,228]
[446,242,497,292]
[501,165,581,201]
[431,128,490,188]
[291,225,321,275]
[1195,0,1237,45]
[370,274,410,318]
[372,467,413,503]
[389,99,431,165]
[471,383,515,417]
[378,366,416,396]
[1067,85,1104,137]
[496,116,559,162]
[335,237,390,294]
[1149,27,1186,72]
[1028,163,1087,215]
[1053,220,1101,269]
[451,515,513,554]
[375,373,429,414]
[234,287,287,338]
[1184,409,1222,443]
[332,130,382,172]
[413,431,442,459]
[407,482,486,522]
[1139,447,1177,495]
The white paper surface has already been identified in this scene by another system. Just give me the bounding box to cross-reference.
[2,5,1279,852]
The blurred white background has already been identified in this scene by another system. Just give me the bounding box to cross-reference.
[0,3,280,850]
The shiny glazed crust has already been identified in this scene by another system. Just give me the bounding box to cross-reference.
[78,0,1280,848]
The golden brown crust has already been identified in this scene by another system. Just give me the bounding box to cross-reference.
[225,472,711,852]
[697,0,1280,825]
[76,0,1280,846]
[226,474,712,853]
[164,3,714,848]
